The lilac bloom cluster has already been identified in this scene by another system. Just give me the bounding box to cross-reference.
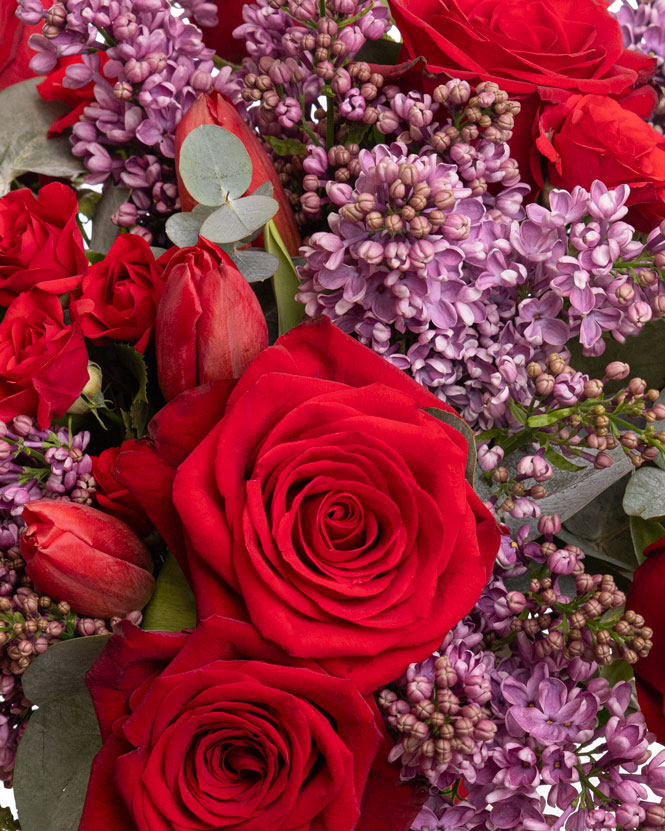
[298,151,665,429]
[615,0,665,90]
[232,0,391,146]
[16,0,226,237]
[379,516,665,831]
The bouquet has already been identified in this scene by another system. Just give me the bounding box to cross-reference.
[1,0,665,828]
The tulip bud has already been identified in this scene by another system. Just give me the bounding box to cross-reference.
[21,501,155,618]
[174,91,300,257]
[156,243,268,400]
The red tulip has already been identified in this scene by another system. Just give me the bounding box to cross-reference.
[175,91,301,257]
[21,501,155,618]
[155,240,268,401]
[199,0,247,64]
[0,0,44,92]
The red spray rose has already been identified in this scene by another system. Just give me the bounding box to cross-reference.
[70,233,167,352]
[37,54,108,137]
[92,440,154,537]
[155,238,268,401]
[199,0,247,64]
[388,0,655,184]
[0,182,87,305]
[121,319,500,694]
[21,501,155,618]
[80,617,423,831]
[175,91,301,257]
[536,93,665,230]
[0,288,89,427]
[627,535,665,742]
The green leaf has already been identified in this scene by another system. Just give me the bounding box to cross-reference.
[230,249,279,282]
[0,807,18,831]
[200,195,278,244]
[543,446,586,472]
[0,78,84,194]
[110,344,150,438]
[629,515,665,565]
[600,659,634,686]
[353,35,402,65]
[263,136,308,157]
[77,188,102,220]
[14,636,110,831]
[178,125,253,206]
[425,407,476,486]
[142,551,196,632]
[342,121,372,147]
[526,406,577,428]
[264,219,304,336]
[90,183,130,255]
[165,204,216,247]
[508,397,527,426]
[623,467,665,520]
[85,250,105,265]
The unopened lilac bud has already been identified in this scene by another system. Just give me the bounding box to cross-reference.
[506,591,526,614]
[407,675,434,703]
[331,68,351,95]
[300,192,321,213]
[477,443,504,472]
[535,373,555,396]
[45,2,66,26]
[326,181,353,206]
[145,52,167,74]
[42,22,61,37]
[548,547,578,575]
[537,514,561,536]
[12,415,33,437]
[357,240,383,265]
[111,201,138,227]
[447,79,471,106]
[584,379,603,398]
[190,69,212,91]
[125,59,150,84]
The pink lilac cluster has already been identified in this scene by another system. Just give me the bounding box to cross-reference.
[231,0,391,139]
[378,517,665,831]
[616,0,665,90]
[15,0,226,236]
[298,158,665,429]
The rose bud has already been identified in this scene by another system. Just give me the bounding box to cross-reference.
[174,91,301,256]
[21,501,155,618]
[156,243,268,400]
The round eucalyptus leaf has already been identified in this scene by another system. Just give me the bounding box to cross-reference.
[200,195,278,244]
[231,249,280,282]
[623,467,665,520]
[179,125,253,206]
[165,205,215,248]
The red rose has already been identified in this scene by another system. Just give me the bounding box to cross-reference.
[0,182,87,305]
[0,288,89,427]
[175,92,301,257]
[92,440,154,537]
[70,233,166,352]
[200,0,247,64]
[36,54,107,137]
[125,319,499,693]
[80,617,422,831]
[536,94,665,230]
[388,0,655,183]
[155,238,268,400]
[627,535,665,742]
[21,500,155,617]
[0,0,44,91]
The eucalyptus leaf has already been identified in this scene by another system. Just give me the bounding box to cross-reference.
[90,184,130,255]
[254,181,274,197]
[178,125,253,206]
[623,467,665,520]
[14,637,110,831]
[165,204,216,247]
[199,195,278,244]
[142,552,196,632]
[264,219,304,336]
[629,515,665,565]
[0,78,84,194]
[231,249,280,282]
[425,407,476,486]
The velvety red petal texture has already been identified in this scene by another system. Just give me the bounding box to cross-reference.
[0,287,89,428]
[166,319,498,693]
[628,536,665,742]
[536,93,665,230]
[155,241,267,401]
[80,617,405,831]
[0,183,87,305]
[174,92,301,257]
[0,0,44,91]
[92,441,154,536]
[21,501,154,617]
[70,234,166,352]
[388,0,655,187]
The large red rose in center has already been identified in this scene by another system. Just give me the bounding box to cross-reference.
[137,321,499,694]
[388,0,655,183]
